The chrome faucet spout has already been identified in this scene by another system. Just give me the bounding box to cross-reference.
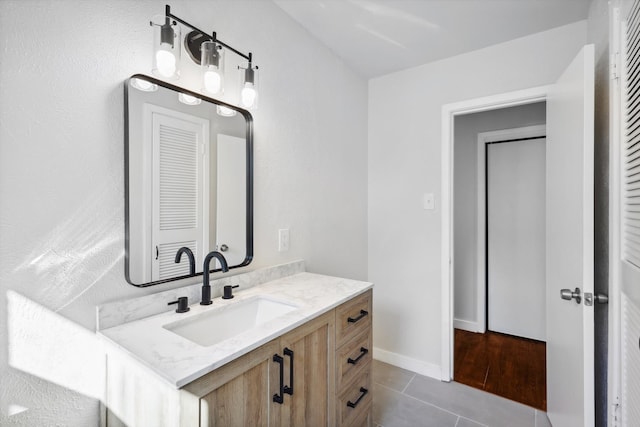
[174,247,196,276]
[201,251,229,305]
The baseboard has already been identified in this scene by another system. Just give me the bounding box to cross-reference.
[454,318,479,333]
[373,347,441,380]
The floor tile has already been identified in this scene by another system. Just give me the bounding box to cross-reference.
[535,410,552,427]
[403,375,536,427]
[373,383,459,427]
[372,359,416,392]
[456,417,488,427]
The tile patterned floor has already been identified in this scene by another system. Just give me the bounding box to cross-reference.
[372,360,552,427]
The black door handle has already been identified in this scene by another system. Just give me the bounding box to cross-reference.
[273,354,284,404]
[283,347,294,396]
[347,310,368,323]
[347,347,369,365]
[346,387,368,408]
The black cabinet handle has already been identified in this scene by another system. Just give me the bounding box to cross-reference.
[347,347,369,365]
[273,354,284,404]
[283,347,294,395]
[347,309,368,323]
[346,387,369,408]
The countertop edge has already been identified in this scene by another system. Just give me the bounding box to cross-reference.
[99,273,373,389]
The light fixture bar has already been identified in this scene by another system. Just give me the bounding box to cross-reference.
[164,4,252,63]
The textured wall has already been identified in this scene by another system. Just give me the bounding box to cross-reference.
[368,21,587,373]
[0,0,368,424]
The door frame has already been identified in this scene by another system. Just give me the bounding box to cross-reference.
[475,124,546,335]
[440,85,550,380]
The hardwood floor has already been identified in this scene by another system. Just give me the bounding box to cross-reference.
[454,328,547,411]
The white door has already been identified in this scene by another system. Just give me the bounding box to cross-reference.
[545,44,595,426]
[617,2,640,424]
[216,134,247,267]
[488,138,546,341]
[150,109,209,281]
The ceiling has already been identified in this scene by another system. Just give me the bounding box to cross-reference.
[273,0,591,78]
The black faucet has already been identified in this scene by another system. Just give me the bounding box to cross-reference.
[201,251,229,305]
[174,247,196,276]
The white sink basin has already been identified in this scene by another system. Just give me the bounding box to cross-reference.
[163,296,299,347]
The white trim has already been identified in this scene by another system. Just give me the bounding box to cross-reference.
[609,5,623,426]
[453,318,479,333]
[441,85,550,381]
[373,347,442,380]
[475,125,546,334]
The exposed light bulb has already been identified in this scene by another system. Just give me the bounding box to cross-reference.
[155,45,177,78]
[203,69,222,94]
[241,83,257,109]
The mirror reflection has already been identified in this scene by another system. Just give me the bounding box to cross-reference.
[125,75,253,287]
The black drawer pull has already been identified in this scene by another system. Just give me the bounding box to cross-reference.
[347,309,368,323]
[283,347,294,396]
[273,354,284,404]
[347,347,369,365]
[346,387,368,408]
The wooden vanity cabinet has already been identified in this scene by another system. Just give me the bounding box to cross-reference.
[334,290,373,427]
[105,290,372,427]
[180,310,336,427]
[179,339,280,426]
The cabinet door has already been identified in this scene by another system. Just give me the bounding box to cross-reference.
[277,311,336,427]
[181,340,280,427]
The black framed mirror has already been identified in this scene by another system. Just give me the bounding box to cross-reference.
[125,74,253,287]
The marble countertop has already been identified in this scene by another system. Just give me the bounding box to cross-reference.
[99,272,372,388]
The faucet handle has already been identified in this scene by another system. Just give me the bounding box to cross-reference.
[222,285,240,300]
[168,296,190,313]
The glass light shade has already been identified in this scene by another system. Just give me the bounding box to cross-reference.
[178,93,201,105]
[201,41,224,94]
[239,63,259,110]
[151,15,181,80]
[130,77,158,92]
[216,105,237,117]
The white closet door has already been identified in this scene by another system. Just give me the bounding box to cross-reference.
[487,138,546,341]
[216,134,247,267]
[150,109,209,281]
[620,2,640,424]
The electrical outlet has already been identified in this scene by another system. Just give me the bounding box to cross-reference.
[424,193,435,210]
[278,229,290,252]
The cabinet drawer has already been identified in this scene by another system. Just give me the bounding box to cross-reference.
[347,406,371,427]
[336,329,372,390]
[336,290,372,348]
[337,366,371,427]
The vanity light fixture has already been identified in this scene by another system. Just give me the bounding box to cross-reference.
[178,93,201,105]
[150,13,181,79]
[216,105,237,117]
[151,5,260,110]
[130,77,158,92]
[239,62,259,110]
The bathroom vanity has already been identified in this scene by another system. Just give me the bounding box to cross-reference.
[99,263,373,427]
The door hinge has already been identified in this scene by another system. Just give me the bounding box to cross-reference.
[611,396,620,427]
[612,52,621,80]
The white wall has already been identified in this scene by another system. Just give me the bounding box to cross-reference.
[453,103,546,331]
[368,21,587,375]
[0,1,368,425]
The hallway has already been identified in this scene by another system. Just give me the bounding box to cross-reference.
[454,329,546,410]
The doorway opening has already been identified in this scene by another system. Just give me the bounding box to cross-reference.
[450,104,547,409]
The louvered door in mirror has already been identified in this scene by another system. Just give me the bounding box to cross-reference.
[125,75,253,287]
